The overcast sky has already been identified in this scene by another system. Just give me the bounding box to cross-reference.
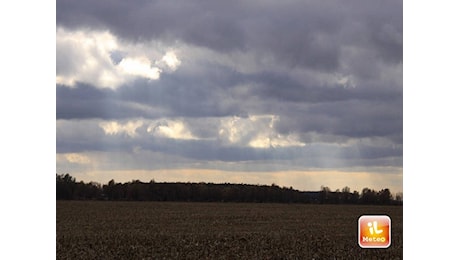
[56,0,402,193]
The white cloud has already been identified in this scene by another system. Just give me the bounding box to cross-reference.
[249,133,306,149]
[147,119,198,140]
[62,153,91,164]
[218,116,248,144]
[118,57,161,80]
[56,28,181,89]
[219,114,305,148]
[161,51,181,71]
[56,28,124,88]
[335,74,356,88]
[99,120,143,137]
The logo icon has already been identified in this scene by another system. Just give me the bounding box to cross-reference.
[358,215,391,248]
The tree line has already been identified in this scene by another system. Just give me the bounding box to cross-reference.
[56,173,402,205]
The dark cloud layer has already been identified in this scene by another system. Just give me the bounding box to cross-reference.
[56,0,402,66]
[56,118,401,169]
[56,0,402,172]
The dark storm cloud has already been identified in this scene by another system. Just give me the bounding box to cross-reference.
[56,119,106,153]
[56,0,402,71]
[56,67,244,120]
[56,67,247,120]
[274,98,403,142]
[56,0,402,173]
[56,0,246,51]
[246,71,402,103]
[57,84,115,119]
[57,67,402,142]
[117,68,247,118]
[56,83,171,120]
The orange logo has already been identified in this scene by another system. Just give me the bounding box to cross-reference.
[358,215,391,248]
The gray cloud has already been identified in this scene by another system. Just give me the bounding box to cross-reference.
[56,0,402,181]
[57,117,402,170]
[57,0,402,70]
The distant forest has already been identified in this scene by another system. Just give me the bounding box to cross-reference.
[56,174,402,205]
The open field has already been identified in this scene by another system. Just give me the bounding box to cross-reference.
[57,201,402,259]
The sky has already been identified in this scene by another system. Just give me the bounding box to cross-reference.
[56,0,403,193]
